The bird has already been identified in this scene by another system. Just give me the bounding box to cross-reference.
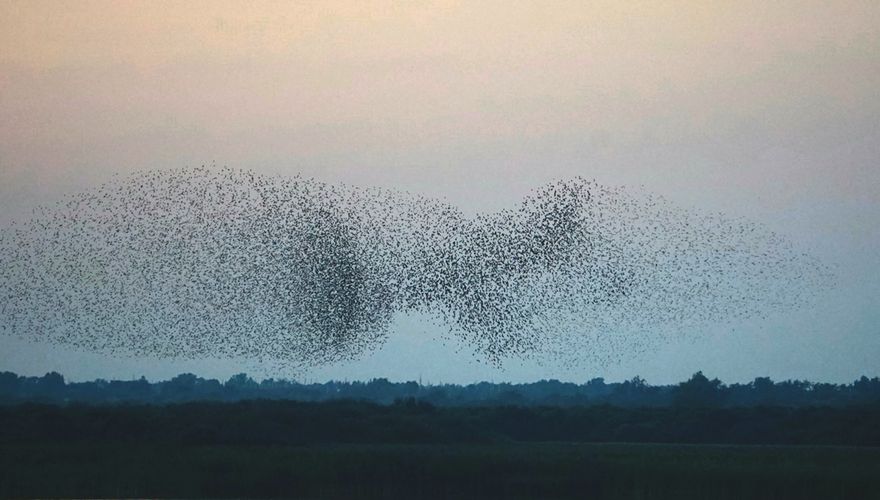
[0,165,834,372]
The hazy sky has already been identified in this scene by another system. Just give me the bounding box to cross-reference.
[1,1,878,384]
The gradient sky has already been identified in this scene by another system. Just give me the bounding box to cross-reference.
[1,0,878,384]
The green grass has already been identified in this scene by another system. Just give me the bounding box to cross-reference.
[2,442,878,499]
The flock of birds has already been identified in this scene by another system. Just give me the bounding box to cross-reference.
[0,167,832,369]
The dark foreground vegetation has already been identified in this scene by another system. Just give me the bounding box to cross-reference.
[3,442,879,499]
[3,372,879,498]
[3,399,880,446]
[1,399,879,499]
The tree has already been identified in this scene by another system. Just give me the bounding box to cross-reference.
[674,371,724,407]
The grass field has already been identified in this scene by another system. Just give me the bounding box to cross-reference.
[2,442,878,499]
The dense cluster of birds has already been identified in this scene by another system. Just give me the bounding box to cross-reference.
[0,167,832,368]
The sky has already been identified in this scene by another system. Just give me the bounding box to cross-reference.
[1,0,878,384]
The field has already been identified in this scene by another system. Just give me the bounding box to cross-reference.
[2,442,879,499]
[2,400,878,498]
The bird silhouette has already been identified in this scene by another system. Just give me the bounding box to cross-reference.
[0,166,833,370]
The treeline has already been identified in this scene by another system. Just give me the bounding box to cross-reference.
[2,370,879,407]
